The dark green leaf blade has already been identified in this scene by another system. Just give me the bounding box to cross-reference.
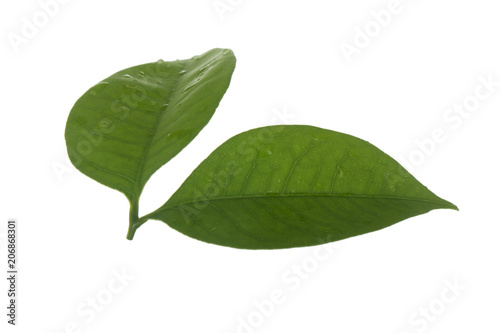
[147,125,457,249]
[64,48,236,235]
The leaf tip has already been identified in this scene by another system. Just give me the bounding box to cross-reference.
[440,199,459,211]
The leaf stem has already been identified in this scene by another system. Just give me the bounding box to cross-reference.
[126,200,149,240]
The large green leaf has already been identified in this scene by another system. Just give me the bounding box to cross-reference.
[143,125,457,249]
[65,48,236,236]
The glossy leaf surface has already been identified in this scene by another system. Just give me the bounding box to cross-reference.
[64,48,236,235]
[147,125,457,249]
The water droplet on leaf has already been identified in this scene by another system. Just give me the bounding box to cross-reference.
[99,120,112,129]
[183,82,197,92]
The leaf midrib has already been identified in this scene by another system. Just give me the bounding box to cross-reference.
[132,61,190,200]
[154,193,455,215]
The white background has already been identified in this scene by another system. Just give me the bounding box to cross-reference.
[1,0,499,332]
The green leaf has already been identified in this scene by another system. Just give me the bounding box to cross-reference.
[145,125,457,249]
[64,48,236,237]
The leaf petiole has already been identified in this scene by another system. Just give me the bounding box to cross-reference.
[126,201,150,240]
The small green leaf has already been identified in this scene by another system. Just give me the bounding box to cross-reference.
[64,48,236,237]
[145,125,457,249]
